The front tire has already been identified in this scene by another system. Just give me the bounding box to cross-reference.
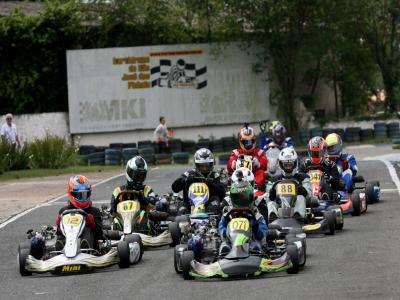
[324,210,336,235]
[117,241,130,268]
[286,245,299,274]
[351,191,361,216]
[169,221,182,246]
[174,244,187,274]
[181,250,194,280]
[366,181,380,204]
[124,234,143,263]
[18,245,31,276]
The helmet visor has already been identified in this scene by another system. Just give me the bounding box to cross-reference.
[280,160,296,173]
[327,143,340,155]
[241,139,255,150]
[71,190,91,202]
[127,168,146,183]
[197,163,212,174]
[309,150,324,161]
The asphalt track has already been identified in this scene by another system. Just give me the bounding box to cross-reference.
[0,161,399,300]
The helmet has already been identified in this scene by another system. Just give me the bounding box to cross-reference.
[194,148,214,175]
[231,167,255,187]
[278,147,298,177]
[269,120,281,133]
[67,175,92,209]
[239,125,256,153]
[229,180,254,209]
[272,124,287,144]
[126,156,148,188]
[308,136,326,164]
[325,133,342,158]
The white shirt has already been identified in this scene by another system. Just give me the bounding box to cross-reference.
[1,122,18,144]
[153,123,168,143]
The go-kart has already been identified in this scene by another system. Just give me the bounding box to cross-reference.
[18,209,142,276]
[268,179,338,235]
[176,208,302,280]
[102,190,173,247]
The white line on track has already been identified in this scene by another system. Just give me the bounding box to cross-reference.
[0,173,124,230]
[381,188,400,193]
[379,159,400,198]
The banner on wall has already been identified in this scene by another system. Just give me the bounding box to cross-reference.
[67,43,271,134]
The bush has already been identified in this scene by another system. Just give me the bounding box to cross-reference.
[28,134,78,169]
[0,142,30,173]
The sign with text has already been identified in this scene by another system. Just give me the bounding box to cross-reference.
[67,43,271,133]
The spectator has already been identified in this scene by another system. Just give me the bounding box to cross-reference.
[1,113,20,146]
[153,116,169,153]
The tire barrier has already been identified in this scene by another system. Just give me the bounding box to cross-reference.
[196,139,211,150]
[109,143,124,150]
[137,140,154,149]
[139,147,155,165]
[182,140,196,153]
[88,151,105,166]
[122,148,139,163]
[122,142,137,148]
[169,139,183,153]
[387,122,400,139]
[360,129,374,141]
[79,145,95,155]
[218,153,230,165]
[344,127,361,142]
[105,148,122,166]
[155,153,172,165]
[222,136,236,152]
[373,122,387,139]
[212,139,224,153]
[172,152,190,164]
[310,127,323,137]
[298,129,311,145]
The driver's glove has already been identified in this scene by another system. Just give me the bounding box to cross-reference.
[297,185,308,197]
[252,157,261,169]
[269,188,276,201]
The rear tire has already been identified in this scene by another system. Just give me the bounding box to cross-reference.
[366,181,380,204]
[181,250,194,280]
[331,206,344,230]
[285,237,306,267]
[286,244,299,274]
[117,240,130,268]
[169,221,182,246]
[324,210,336,235]
[174,244,187,274]
[18,245,31,276]
[351,191,361,216]
[124,234,143,263]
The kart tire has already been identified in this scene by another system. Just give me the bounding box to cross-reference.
[286,237,306,267]
[351,191,361,216]
[366,180,380,204]
[181,250,194,280]
[286,244,299,274]
[124,234,143,263]
[331,205,344,230]
[324,210,336,235]
[18,246,31,276]
[117,240,131,268]
[169,221,182,246]
[174,244,187,274]
[19,240,31,250]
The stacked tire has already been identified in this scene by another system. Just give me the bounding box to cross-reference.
[222,136,236,152]
[105,148,122,166]
[298,129,311,145]
[374,122,387,139]
[360,129,374,141]
[155,153,172,165]
[138,140,154,150]
[344,127,361,142]
[310,127,323,138]
[79,145,95,165]
[387,122,400,139]
[211,139,224,153]
[88,151,105,166]
[122,148,139,163]
[173,152,190,164]
[182,140,196,153]
[139,147,155,165]
[197,139,211,150]
[169,139,183,153]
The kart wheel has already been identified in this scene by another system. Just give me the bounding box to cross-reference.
[124,234,143,263]
[324,210,336,235]
[366,180,380,204]
[286,244,299,274]
[18,246,31,276]
[174,244,187,274]
[351,191,361,216]
[285,237,306,267]
[169,221,182,246]
[181,250,194,280]
[117,240,131,268]
[331,206,344,230]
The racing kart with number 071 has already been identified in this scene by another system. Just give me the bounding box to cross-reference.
[18,209,142,276]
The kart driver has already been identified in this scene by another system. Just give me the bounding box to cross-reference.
[227,124,268,189]
[171,148,226,213]
[262,123,295,150]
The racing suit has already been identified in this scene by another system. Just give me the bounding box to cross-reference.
[110,184,156,213]
[300,158,340,193]
[268,173,312,220]
[261,137,295,150]
[227,148,268,188]
[330,154,358,191]
[171,169,226,211]
[218,209,268,251]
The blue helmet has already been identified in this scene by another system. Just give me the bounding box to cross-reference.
[325,133,343,158]
[272,124,287,144]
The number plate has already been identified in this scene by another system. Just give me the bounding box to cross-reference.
[118,200,138,213]
[276,183,296,195]
[229,218,250,232]
[309,171,323,183]
[62,215,83,227]
[189,183,209,196]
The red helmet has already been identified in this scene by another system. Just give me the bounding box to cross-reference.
[239,126,256,153]
[67,175,92,209]
[308,136,326,164]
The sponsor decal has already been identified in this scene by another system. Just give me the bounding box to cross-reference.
[303,224,321,231]
[61,265,82,273]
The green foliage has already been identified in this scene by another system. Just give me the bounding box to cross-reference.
[28,133,78,169]
[0,142,30,173]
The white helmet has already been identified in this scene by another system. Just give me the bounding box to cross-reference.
[231,167,255,186]
[278,147,298,177]
[194,148,214,175]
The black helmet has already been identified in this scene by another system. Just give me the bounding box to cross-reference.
[126,156,148,188]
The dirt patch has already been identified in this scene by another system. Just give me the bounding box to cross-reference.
[0,170,122,224]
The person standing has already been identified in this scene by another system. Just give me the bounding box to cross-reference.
[0,113,20,146]
[153,116,169,153]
